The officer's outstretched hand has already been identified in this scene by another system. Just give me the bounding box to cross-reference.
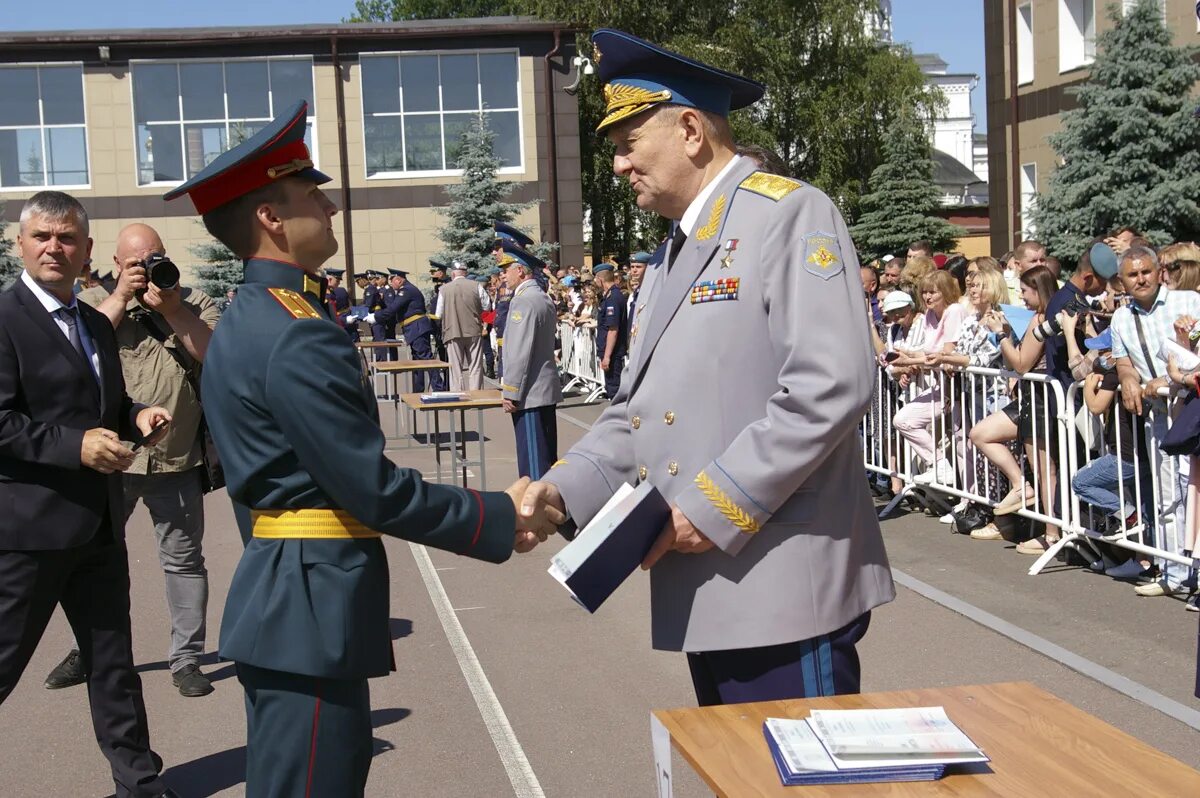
[506,477,565,553]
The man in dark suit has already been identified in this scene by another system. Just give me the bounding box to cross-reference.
[0,191,175,797]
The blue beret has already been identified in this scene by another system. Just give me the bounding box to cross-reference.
[164,101,329,213]
[1088,242,1119,279]
[592,262,614,275]
[630,251,653,264]
[592,29,765,132]
[495,240,545,272]
[494,222,534,248]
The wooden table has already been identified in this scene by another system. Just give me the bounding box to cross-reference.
[372,360,450,446]
[650,681,1200,797]
[401,390,503,488]
[354,339,408,396]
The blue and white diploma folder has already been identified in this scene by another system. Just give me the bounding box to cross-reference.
[548,481,671,613]
[763,707,988,786]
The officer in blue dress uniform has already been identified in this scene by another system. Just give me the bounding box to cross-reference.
[592,262,627,398]
[427,261,449,362]
[325,267,356,341]
[163,101,559,797]
[374,269,445,392]
[361,270,389,360]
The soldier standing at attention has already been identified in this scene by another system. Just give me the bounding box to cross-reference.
[163,102,560,797]
[520,30,893,706]
[592,262,627,398]
[498,243,562,478]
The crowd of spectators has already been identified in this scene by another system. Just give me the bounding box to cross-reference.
[862,232,1200,613]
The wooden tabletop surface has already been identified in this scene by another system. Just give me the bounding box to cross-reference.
[374,360,450,373]
[653,681,1200,797]
[400,389,503,412]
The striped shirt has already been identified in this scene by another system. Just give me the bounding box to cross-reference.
[1109,286,1200,380]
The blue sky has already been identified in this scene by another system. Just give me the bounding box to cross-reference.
[13,0,987,126]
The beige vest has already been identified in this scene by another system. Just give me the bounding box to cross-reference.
[439,277,483,340]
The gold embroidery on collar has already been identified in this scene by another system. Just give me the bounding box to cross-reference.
[694,194,726,241]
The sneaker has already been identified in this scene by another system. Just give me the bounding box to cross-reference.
[1133,580,1175,597]
[939,512,956,524]
[1186,594,1199,612]
[970,523,1003,541]
[44,649,87,690]
[171,663,214,697]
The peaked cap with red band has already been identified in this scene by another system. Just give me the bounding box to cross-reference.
[163,100,330,214]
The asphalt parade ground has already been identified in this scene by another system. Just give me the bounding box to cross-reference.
[2,389,1198,796]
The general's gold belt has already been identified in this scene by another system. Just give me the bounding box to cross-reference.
[401,313,426,326]
[251,508,382,539]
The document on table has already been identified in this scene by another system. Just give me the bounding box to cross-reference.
[419,392,469,403]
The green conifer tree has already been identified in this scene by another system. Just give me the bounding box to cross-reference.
[1032,0,1200,261]
[435,112,542,275]
[849,114,964,261]
[189,225,242,300]
[0,202,21,290]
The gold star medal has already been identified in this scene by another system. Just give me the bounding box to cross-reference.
[720,238,739,269]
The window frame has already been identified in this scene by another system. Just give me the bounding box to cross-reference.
[127,55,318,189]
[1016,2,1035,87]
[1058,0,1096,74]
[357,47,525,181]
[0,61,90,193]
[1020,162,1038,238]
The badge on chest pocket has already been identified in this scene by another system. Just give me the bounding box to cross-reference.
[690,277,739,304]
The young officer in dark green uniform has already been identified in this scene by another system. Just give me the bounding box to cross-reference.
[164,101,560,798]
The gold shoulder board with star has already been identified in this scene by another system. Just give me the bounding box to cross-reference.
[267,287,321,319]
[738,172,804,202]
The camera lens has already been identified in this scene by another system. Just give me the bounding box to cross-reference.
[144,254,180,291]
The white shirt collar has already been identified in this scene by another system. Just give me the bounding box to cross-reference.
[21,269,76,314]
[678,155,743,237]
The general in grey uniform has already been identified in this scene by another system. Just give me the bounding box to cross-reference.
[497,242,562,479]
[527,29,894,706]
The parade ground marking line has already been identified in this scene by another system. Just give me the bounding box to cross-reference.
[410,543,546,798]
[558,405,1200,733]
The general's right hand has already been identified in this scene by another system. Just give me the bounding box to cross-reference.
[517,480,567,540]
[80,428,134,473]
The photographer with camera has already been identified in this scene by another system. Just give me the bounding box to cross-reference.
[44,223,221,698]
[1033,240,1118,392]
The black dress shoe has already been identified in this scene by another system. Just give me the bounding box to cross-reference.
[44,649,87,689]
[171,663,214,697]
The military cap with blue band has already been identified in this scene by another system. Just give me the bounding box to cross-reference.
[592,29,765,132]
[495,241,545,272]
[163,100,329,214]
[494,222,535,248]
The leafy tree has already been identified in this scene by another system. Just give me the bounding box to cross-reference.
[435,112,535,274]
[189,226,242,300]
[849,113,965,261]
[0,202,20,290]
[1032,0,1200,262]
[349,1,936,260]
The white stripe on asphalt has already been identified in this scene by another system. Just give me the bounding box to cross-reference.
[410,543,546,798]
[556,405,1200,732]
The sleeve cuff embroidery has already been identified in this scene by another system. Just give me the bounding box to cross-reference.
[695,470,760,534]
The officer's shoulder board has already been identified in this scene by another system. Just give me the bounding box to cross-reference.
[267,287,322,319]
[737,171,805,202]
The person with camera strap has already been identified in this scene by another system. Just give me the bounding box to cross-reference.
[44,222,221,698]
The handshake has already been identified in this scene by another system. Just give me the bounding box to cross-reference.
[504,478,567,553]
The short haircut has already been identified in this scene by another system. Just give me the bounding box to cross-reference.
[735,144,790,177]
[202,180,290,257]
[655,104,734,147]
[1013,239,1045,260]
[1019,265,1057,311]
[919,269,961,305]
[973,269,1010,308]
[1075,236,1107,275]
[20,190,89,236]
[908,240,932,255]
[1120,245,1159,272]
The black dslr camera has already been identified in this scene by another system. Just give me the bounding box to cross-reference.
[142,253,180,291]
[1031,295,1096,342]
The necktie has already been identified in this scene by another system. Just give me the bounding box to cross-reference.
[56,306,86,361]
[668,225,688,270]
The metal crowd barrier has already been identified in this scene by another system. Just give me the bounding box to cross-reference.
[862,363,1200,581]
[558,320,605,402]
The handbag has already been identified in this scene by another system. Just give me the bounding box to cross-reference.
[132,309,226,493]
[1161,378,1200,456]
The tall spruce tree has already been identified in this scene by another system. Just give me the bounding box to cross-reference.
[189,226,242,300]
[435,112,534,275]
[849,114,964,261]
[1032,0,1200,261]
[0,202,20,290]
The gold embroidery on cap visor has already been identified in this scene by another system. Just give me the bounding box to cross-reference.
[598,83,674,131]
[266,158,315,179]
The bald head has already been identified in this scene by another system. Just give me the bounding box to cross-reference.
[114,223,166,271]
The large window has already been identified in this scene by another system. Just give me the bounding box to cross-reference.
[0,65,88,189]
[131,58,315,186]
[360,50,522,177]
[1020,162,1038,238]
[1059,0,1095,73]
[1016,3,1034,86]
